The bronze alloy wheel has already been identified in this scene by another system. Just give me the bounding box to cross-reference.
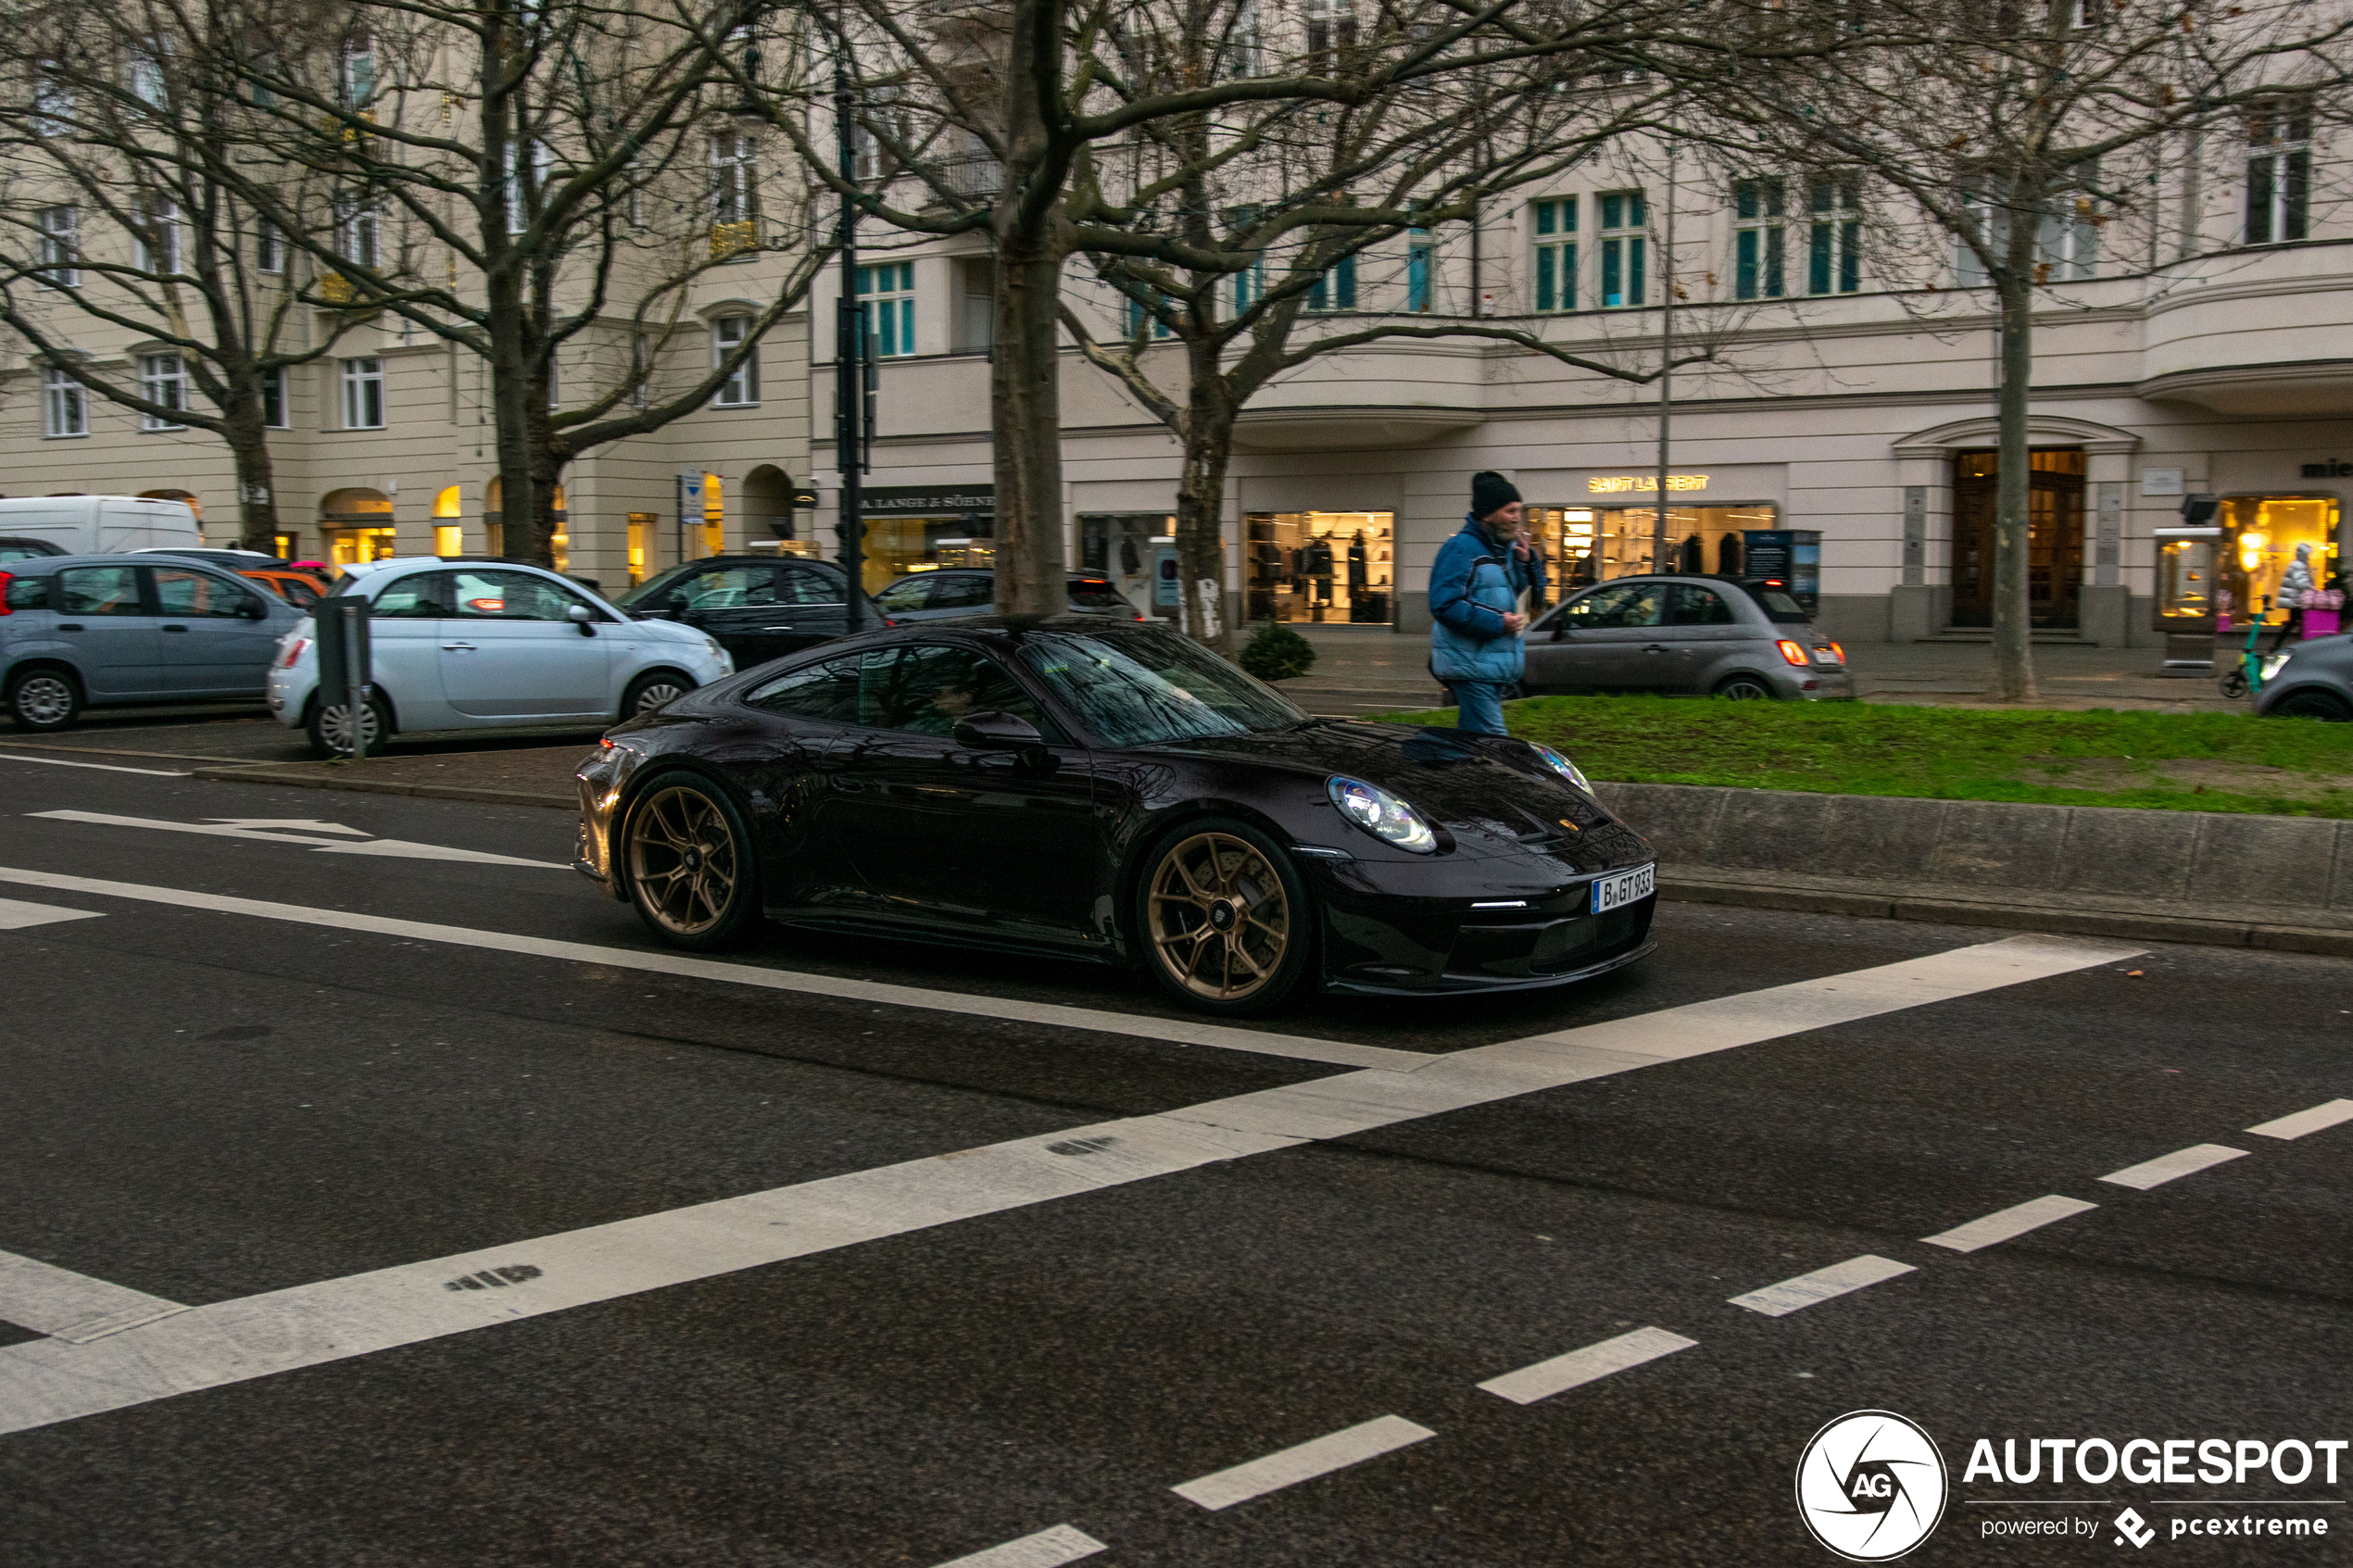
[628,784,743,938]
[1146,829,1293,1004]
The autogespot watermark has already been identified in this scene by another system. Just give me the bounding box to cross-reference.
[1796,1414,2348,1557]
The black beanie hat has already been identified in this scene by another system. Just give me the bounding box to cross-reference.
[1471,470,1522,520]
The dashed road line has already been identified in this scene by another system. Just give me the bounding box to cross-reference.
[0,897,103,932]
[1729,1255,1918,1317]
[0,752,185,776]
[2247,1099,2353,1141]
[1920,1195,2099,1254]
[1170,1415,1436,1511]
[26,811,565,869]
[0,1249,186,1344]
[1477,1325,1698,1405]
[2099,1144,2250,1191]
[928,1524,1107,1567]
[0,929,2134,1437]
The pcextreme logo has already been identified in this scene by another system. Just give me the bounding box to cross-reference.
[1796,1410,1951,1562]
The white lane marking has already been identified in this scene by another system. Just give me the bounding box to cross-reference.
[203,819,371,836]
[1170,1415,1436,1511]
[0,927,2133,1437]
[0,865,1421,1072]
[929,1524,1107,1568]
[26,812,563,869]
[1729,1255,1918,1317]
[1920,1195,2099,1254]
[1477,1325,1697,1405]
[2098,1144,2250,1191]
[0,1250,187,1344]
[2247,1099,2353,1141]
[0,897,103,932]
[0,753,184,777]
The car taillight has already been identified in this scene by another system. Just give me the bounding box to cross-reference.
[1777,639,1809,667]
[277,636,309,669]
[1826,641,1845,663]
[0,571,12,616]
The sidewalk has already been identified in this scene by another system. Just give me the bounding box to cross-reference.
[1277,624,2241,716]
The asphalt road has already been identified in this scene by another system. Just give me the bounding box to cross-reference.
[0,758,2346,1568]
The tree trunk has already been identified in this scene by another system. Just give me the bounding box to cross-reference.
[1175,346,1233,653]
[521,381,560,569]
[991,242,1066,615]
[222,396,279,554]
[1990,220,2040,702]
[485,278,537,565]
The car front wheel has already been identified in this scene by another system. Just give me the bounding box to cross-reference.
[1137,816,1313,1016]
[8,666,81,731]
[624,773,760,948]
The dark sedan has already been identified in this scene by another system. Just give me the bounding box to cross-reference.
[615,555,885,670]
[574,616,1656,1015]
[873,569,1147,622]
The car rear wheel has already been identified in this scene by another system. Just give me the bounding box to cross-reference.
[1138,817,1312,1016]
[8,666,81,731]
[625,774,760,949]
[623,669,695,719]
[307,692,392,758]
[2269,688,2353,721]
[1713,673,1776,701]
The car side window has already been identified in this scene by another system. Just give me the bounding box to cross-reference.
[6,575,50,610]
[0,543,54,562]
[55,567,143,616]
[878,646,1046,738]
[1668,584,1736,626]
[1565,583,1666,629]
[746,649,895,726]
[370,573,448,618]
[776,567,843,606]
[152,567,255,618]
[873,577,932,612]
[929,575,994,610]
[679,566,778,610]
[279,577,321,608]
[449,569,592,621]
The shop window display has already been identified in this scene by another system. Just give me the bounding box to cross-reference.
[1525,504,1778,598]
[1245,511,1393,624]
[2215,495,2341,631]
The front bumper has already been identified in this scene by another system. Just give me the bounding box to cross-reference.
[572,741,639,899]
[1312,858,1659,995]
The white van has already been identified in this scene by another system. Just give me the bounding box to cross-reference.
[0,495,203,556]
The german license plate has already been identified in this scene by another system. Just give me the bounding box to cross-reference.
[1592,863,1656,913]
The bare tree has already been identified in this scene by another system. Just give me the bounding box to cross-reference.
[1659,0,2353,698]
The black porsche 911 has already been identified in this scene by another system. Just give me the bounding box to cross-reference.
[573,615,1657,1015]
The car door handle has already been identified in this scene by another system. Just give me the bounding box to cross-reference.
[442,642,478,651]
[1642,642,1670,653]
[162,624,190,633]
[57,623,83,633]
[759,625,797,633]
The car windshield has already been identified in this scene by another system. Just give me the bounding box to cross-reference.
[1017,626,1303,746]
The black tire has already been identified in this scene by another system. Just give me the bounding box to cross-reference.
[1713,672,1776,701]
[1135,815,1314,1017]
[2269,687,2353,721]
[2220,670,2249,699]
[622,669,696,719]
[306,691,392,759]
[7,665,81,731]
[623,771,761,950]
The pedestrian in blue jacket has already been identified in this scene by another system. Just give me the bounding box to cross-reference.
[1429,471,1545,735]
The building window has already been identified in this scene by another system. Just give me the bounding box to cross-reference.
[37,206,78,288]
[1124,291,1173,339]
[1304,0,1357,73]
[2035,174,2097,282]
[2246,101,2310,245]
[856,261,915,357]
[261,365,288,428]
[1598,190,1645,307]
[127,44,168,109]
[1532,197,1576,312]
[1306,254,1357,310]
[1733,178,1785,300]
[32,61,71,136]
[255,218,283,273]
[709,131,757,257]
[1223,0,1265,76]
[140,353,189,430]
[711,315,760,407]
[631,332,650,409]
[1806,175,1861,294]
[340,36,375,107]
[1406,231,1433,312]
[340,356,384,429]
[42,367,85,437]
[136,197,181,274]
[507,140,553,235]
[1233,254,1266,314]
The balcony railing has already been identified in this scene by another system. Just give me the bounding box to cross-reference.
[935,152,1004,199]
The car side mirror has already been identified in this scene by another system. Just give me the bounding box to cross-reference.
[566,602,598,635]
[952,709,1043,749]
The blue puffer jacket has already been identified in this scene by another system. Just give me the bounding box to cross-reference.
[1429,515,1544,683]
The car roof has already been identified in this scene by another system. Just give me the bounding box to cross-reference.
[8,551,251,573]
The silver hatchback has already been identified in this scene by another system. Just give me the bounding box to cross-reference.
[1521,575,1852,700]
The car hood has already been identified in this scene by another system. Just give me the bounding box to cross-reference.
[1148,720,1646,864]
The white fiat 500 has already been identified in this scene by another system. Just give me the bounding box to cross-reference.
[269,558,733,757]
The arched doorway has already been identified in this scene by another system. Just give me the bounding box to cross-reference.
[433,485,463,556]
[483,478,568,568]
[319,488,396,566]
[742,465,795,542]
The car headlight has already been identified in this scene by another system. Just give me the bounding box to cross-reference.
[2261,650,2293,682]
[1528,741,1592,794]
[1327,775,1437,853]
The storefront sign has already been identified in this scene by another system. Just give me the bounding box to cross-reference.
[1588,474,1708,494]
[860,483,995,517]
[2300,460,2353,479]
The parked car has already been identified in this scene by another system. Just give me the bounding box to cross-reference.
[2253,635,2353,719]
[0,552,307,730]
[873,569,1147,622]
[270,558,733,757]
[613,555,883,671]
[574,615,1655,1015]
[1521,574,1852,700]
[132,546,287,568]
[0,537,67,563]
[0,495,201,556]
[239,568,331,608]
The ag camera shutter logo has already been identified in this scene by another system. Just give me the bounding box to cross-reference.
[1796,1410,1950,1561]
